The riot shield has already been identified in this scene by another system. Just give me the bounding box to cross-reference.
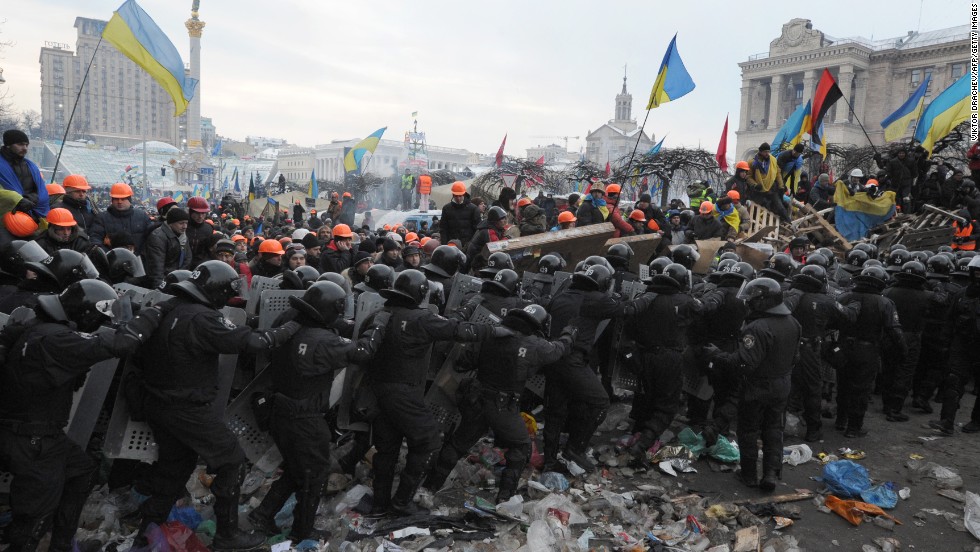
[65,326,122,447]
[258,289,303,330]
[246,275,282,315]
[337,292,387,431]
[224,365,277,464]
[443,273,483,315]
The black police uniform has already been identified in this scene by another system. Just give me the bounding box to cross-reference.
[544,286,654,468]
[368,299,492,514]
[626,283,703,450]
[912,280,963,410]
[425,327,572,500]
[882,281,948,418]
[786,288,857,438]
[938,285,980,430]
[135,297,299,543]
[711,310,801,483]
[522,274,557,308]
[689,281,750,441]
[836,288,906,435]
[249,322,385,540]
[476,288,523,320]
[0,311,159,551]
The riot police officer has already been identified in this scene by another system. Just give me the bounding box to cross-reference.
[704,278,802,491]
[786,265,858,441]
[836,266,906,438]
[911,255,961,413]
[423,304,575,502]
[627,263,704,458]
[932,256,980,434]
[248,282,388,541]
[134,261,303,551]
[368,269,498,516]
[521,253,565,307]
[0,280,167,552]
[545,264,656,472]
[420,245,462,313]
[474,268,523,319]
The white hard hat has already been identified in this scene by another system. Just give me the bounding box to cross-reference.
[849,168,864,178]
[291,228,310,241]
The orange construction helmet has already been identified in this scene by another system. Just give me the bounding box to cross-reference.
[647,219,661,232]
[110,183,133,198]
[259,239,284,255]
[404,232,419,243]
[47,207,77,227]
[383,224,392,231]
[231,234,247,242]
[332,223,353,238]
[699,201,715,214]
[46,183,66,196]
[62,174,91,190]
[343,191,352,198]
[231,218,240,225]
[735,160,751,172]
[605,183,622,195]
[558,211,577,224]
[451,181,466,195]
[279,237,292,247]
[420,236,432,246]
[3,211,39,238]
[517,197,532,208]
[727,190,741,201]
[629,209,646,222]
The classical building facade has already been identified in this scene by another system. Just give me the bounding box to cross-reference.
[585,76,655,166]
[278,139,471,184]
[735,18,971,161]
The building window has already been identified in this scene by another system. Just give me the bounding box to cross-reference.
[952,62,966,79]
[910,69,921,86]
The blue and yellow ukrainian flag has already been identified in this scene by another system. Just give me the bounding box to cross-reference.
[914,73,971,156]
[309,169,318,198]
[881,75,930,143]
[646,34,695,110]
[771,100,811,152]
[172,191,184,204]
[102,0,198,116]
[647,136,666,155]
[343,128,387,174]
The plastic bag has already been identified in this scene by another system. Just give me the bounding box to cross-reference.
[530,494,587,525]
[825,495,901,527]
[907,460,964,489]
[860,484,898,509]
[707,436,740,463]
[167,506,202,531]
[526,519,555,552]
[538,472,570,492]
[146,521,210,552]
[964,491,980,541]
[783,444,812,466]
[822,460,871,498]
[678,427,706,458]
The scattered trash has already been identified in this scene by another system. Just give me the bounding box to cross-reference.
[658,458,698,477]
[678,427,707,458]
[773,516,794,529]
[873,537,901,552]
[965,491,980,541]
[705,503,740,522]
[495,494,526,521]
[822,460,871,498]
[816,452,839,465]
[537,472,570,492]
[938,489,966,502]
[825,495,902,527]
[898,487,911,500]
[906,459,964,489]
[783,444,812,466]
[837,447,866,460]
[707,436,740,463]
[860,484,898,509]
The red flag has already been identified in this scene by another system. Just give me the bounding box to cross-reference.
[604,161,611,177]
[811,69,843,134]
[715,114,729,172]
[495,134,507,167]
[535,155,545,166]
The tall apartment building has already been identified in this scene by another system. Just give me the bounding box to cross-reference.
[735,18,970,160]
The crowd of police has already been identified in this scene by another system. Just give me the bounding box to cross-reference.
[2,127,980,551]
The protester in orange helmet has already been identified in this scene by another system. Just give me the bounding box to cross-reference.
[320,223,355,274]
[248,238,286,278]
[554,210,577,231]
[627,209,647,235]
[46,183,66,207]
[34,207,93,255]
[89,182,151,253]
[60,174,95,231]
[603,183,635,238]
[439,181,480,247]
[725,160,752,202]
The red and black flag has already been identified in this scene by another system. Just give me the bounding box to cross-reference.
[810,68,844,134]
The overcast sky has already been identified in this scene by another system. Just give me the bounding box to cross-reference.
[0,0,969,155]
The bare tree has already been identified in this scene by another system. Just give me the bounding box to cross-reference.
[619,148,729,207]
[471,157,556,201]
[20,110,42,138]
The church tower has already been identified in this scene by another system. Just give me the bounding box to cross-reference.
[614,70,632,123]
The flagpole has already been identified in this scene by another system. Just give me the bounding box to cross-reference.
[51,36,103,181]
[624,109,652,175]
[839,94,880,156]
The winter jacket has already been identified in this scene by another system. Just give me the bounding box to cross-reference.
[439,200,481,245]
[60,195,96,233]
[688,215,724,241]
[320,241,354,274]
[143,223,191,288]
[185,220,214,269]
[575,196,608,227]
[89,206,151,254]
[518,204,547,235]
[33,227,93,256]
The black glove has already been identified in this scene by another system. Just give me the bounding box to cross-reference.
[370,310,391,330]
[263,320,301,348]
[13,198,35,214]
[114,306,165,354]
[560,325,579,344]
[492,326,515,338]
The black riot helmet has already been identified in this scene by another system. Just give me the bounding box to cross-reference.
[357,263,394,293]
[26,249,100,289]
[605,243,634,269]
[37,279,118,333]
[502,303,551,336]
[479,252,515,278]
[671,244,699,270]
[937,245,954,255]
[910,251,931,264]
[815,247,836,264]
[380,269,429,306]
[486,206,508,223]
[581,255,613,272]
[646,257,673,281]
[863,258,884,269]
[281,270,305,290]
[422,245,461,279]
[926,254,954,280]
[886,249,912,272]
[719,261,755,283]
[316,271,350,293]
[894,260,927,285]
[536,254,565,276]
[161,269,193,291]
[173,260,243,308]
[482,268,519,296]
[760,252,794,280]
[889,243,908,253]
[0,240,48,278]
[792,264,828,292]
[652,263,691,291]
[843,249,869,272]
[853,265,890,292]
[708,258,738,284]
[853,242,878,259]
[718,251,741,263]
[805,253,831,269]
[571,264,613,291]
[288,281,347,327]
[737,277,790,315]
[105,248,145,284]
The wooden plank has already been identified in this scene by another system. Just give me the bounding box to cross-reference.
[693,239,727,274]
[733,526,761,552]
[733,489,815,506]
[739,225,776,244]
[484,222,616,273]
[605,233,663,272]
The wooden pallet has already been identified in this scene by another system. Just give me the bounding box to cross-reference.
[790,200,853,253]
[870,204,960,251]
[744,203,783,243]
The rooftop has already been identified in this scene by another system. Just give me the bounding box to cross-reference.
[748,23,970,61]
